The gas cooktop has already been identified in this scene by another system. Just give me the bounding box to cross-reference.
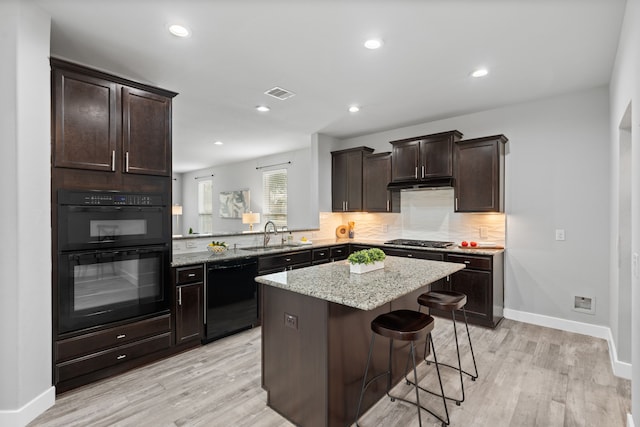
[384,239,455,249]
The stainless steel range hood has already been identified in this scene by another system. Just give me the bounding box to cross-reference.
[387,177,455,191]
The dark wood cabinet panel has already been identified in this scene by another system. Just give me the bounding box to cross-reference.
[331,147,373,212]
[174,265,204,346]
[449,269,492,319]
[122,87,172,176]
[329,245,349,261]
[454,135,508,212]
[51,58,177,184]
[390,130,462,183]
[363,152,400,212]
[175,283,204,345]
[312,248,331,265]
[52,68,117,172]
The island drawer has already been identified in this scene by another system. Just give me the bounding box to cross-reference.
[56,313,171,362]
[175,264,204,284]
[446,254,492,271]
[56,332,172,382]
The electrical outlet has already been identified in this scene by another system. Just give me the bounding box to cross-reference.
[572,296,595,315]
[186,241,197,249]
[555,229,565,241]
[284,313,298,330]
[479,227,488,239]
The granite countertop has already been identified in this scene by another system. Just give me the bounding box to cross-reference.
[171,238,504,267]
[254,256,465,311]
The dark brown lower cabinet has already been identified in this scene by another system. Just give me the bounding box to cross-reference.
[435,252,504,328]
[173,264,204,346]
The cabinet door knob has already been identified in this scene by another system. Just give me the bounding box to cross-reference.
[116,354,127,360]
[187,273,196,277]
[116,334,126,339]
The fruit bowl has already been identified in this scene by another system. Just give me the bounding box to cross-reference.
[207,243,227,254]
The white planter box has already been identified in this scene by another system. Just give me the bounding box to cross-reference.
[349,261,384,274]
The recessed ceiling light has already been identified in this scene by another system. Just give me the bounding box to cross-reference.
[169,24,190,38]
[364,39,383,50]
[348,105,360,113]
[471,68,489,78]
[213,141,223,146]
[256,105,270,112]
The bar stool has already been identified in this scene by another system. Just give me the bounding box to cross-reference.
[354,309,449,427]
[414,290,478,406]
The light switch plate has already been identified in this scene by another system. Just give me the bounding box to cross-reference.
[479,227,488,238]
[555,229,565,241]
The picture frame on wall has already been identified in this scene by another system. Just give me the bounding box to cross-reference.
[219,189,250,218]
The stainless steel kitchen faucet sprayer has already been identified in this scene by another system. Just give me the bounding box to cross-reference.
[264,220,277,247]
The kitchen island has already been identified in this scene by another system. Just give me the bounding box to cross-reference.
[255,256,465,427]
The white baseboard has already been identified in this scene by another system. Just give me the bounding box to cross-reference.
[503,308,631,380]
[0,386,55,427]
[629,413,635,427]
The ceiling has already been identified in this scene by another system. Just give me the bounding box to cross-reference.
[35,0,626,173]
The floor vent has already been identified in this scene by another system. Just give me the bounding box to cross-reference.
[264,86,296,100]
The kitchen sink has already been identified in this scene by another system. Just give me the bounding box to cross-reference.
[240,244,301,251]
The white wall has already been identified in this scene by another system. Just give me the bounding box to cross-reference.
[609,0,639,422]
[325,86,611,328]
[179,148,313,235]
[0,1,55,426]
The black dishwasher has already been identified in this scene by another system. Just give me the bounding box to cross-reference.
[205,257,258,343]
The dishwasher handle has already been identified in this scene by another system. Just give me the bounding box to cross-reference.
[208,260,257,271]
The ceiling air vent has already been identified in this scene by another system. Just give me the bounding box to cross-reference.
[264,86,296,100]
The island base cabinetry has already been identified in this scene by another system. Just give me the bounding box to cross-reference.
[262,285,428,427]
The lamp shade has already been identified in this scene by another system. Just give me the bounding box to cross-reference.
[242,212,260,224]
[172,205,183,215]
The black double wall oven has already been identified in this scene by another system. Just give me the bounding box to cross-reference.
[57,190,171,335]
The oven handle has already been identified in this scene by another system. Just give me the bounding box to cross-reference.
[67,246,166,260]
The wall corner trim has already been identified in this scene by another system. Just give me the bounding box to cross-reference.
[0,386,55,427]
[503,308,631,380]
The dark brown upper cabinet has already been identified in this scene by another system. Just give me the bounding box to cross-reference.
[52,58,177,177]
[331,147,374,212]
[454,135,508,212]
[363,152,400,212]
[390,130,463,182]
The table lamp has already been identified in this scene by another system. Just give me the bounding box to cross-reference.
[242,212,260,231]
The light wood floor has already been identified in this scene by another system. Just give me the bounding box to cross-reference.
[30,319,630,427]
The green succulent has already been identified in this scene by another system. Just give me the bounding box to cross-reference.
[348,248,386,265]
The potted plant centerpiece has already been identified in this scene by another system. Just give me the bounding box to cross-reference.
[347,248,386,274]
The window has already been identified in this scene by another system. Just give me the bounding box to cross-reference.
[198,179,213,233]
[263,169,287,227]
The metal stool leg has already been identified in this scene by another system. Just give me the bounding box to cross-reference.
[354,333,376,426]
[462,306,479,380]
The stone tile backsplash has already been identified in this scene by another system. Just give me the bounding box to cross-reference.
[319,188,505,245]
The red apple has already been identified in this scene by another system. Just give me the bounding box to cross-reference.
[461,241,469,247]
[470,241,478,247]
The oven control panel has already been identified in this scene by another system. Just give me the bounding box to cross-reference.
[58,190,165,206]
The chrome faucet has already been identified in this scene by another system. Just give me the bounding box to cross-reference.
[264,220,278,247]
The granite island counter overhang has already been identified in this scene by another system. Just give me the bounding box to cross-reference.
[255,256,465,427]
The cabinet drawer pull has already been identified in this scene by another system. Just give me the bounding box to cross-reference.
[319,252,325,256]
[421,165,425,178]
[187,273,196,277]
[178,287,182,306]
[285,258,291,262]
[116,334,126,339]
[335,250,342,253]
[116,354,127,360]
[464,260,471,264]
[111,150,116,171]
[407,254,413,257]
[387,200,390,211]
[125,151,130,172]
[414,166,418,179]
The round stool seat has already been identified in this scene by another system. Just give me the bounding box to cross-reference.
[418,290,467,311]
[371,309,434,342]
